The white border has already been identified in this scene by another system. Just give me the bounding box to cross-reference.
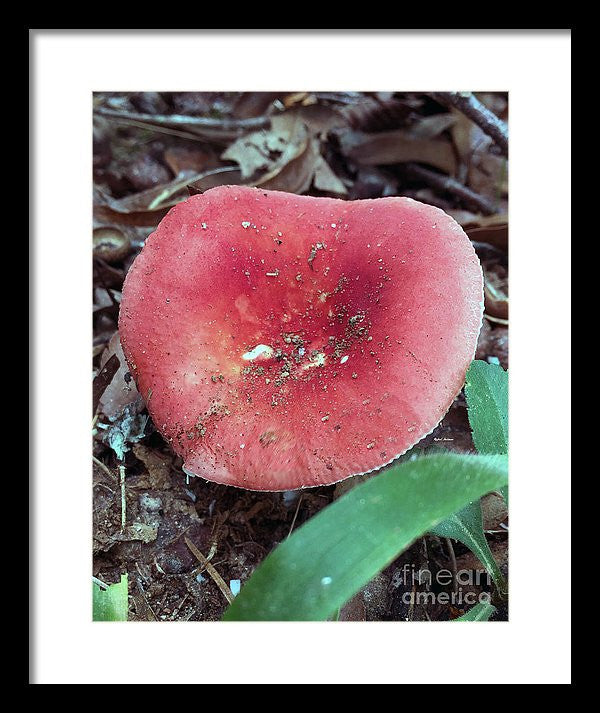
[32,30,571,684]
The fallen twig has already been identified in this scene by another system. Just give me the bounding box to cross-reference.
[119,464,126,531]
[92,455,117,482]
[95,107,270,141]
[92,575,109,589]
[430,92,508,156]
[445,538,459,594]
[484,314,509,326]
[406,163,497,215]
[287,494,303,538]
[184,536,234,605]
[92,354,120,415]
[135,578,158,621]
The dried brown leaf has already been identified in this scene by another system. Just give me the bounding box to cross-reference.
[481,493,508,531]
[448,210,508,230]
[187,166,243,195]
[455,539,508,574]
[476,92,508,121]
[222,113,309,180]
[93,184,183,227]
[95,164,246,226]
[233,92,284,118]
[469,153,508,200]
[132,444,173,490]
[310,155,347,196]
[475,322,508,369]
[93,227,131,264]
[163,146,218,175]
[337,128,457,175]
[451,108,480,167]
[99,333,140,420]
[93,353,120,416]
[253,136,320,194]
[282,92,315,109]
[451,108,508,199]
[466,223,508,252]
[287,104,347,136]
[340,96,413,132]
[409,113,457,139]
[350,167,398,200]
[484,267,509,321]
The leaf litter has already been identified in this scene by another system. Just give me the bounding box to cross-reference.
[93,91,508,621]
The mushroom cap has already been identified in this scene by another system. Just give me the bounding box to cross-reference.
[119,186,483,491]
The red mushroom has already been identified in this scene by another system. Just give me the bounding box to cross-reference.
[119,185,483,491]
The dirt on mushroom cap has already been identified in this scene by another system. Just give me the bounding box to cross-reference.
[118,185,483,491]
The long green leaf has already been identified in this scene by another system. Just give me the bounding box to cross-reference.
[430,500,507,595]
[433,360,509,595]
[93,574,128,621]
[465,360,508,455]
[453,600,496,621]
[223,453,508,621]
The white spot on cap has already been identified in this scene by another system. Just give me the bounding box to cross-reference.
[340,355,349,364]
[242,344,274,361]
[321,576,332,586]
[302,352,326,370]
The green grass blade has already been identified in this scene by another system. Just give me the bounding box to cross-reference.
[465,360,508,455]
[452,600,496,621]
[93,574,128,621]
[430,500,507,595]
[223,453,508,621]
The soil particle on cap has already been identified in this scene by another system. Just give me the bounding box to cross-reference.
[259,430,278,447]
[307,242,326,270]
[192,400,231,441]
[332,275,349,295]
